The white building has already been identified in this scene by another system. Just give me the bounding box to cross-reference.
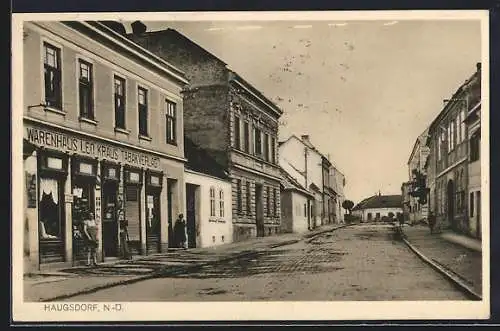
[279,168,315,233]
[352,194,403,222]
[465,100,481,239]
[279,135,326,228]
[404,128,430,224]
[184,137,233,248]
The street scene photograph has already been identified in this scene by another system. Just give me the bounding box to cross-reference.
[13,10,489,320]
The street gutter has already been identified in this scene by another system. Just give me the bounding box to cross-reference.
[397,227,482,301]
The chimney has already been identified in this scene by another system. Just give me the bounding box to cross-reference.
[131,20,147,35]
[476,62,481,72]
[301,135,310,144]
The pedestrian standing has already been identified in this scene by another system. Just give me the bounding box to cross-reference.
[428,211,436,234]
[174,214,187,249]
[83,211,99,267]
[118,209,132,260]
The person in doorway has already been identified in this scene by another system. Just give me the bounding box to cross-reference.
[83,212,99,266]
[174,214,187,249]
[118,209,132,260]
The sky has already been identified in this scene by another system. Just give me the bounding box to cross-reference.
[124,19,481,203]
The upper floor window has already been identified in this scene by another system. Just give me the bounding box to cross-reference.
[43,43,62,109]
[114,76,126,129]
[138,87,148,136]
[78,60,94,120]
[460,109,466,143]
[234,115,241,149]
[271,137,276,164]
[254,127,262,157]
[209,186,216,217]
[219,189,224,217]
[243,122,250,153]
[165,100,176,144]
[470,130,480,162]
[264,133,270,162]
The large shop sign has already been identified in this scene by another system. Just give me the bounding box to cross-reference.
[26,126,161,170]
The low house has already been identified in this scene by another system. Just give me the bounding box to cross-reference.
[279,167,315,234]
[352,194,403,222]
[184,137,233,248]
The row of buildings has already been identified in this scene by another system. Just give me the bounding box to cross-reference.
[22,20,346,273]
[402,63,482,239]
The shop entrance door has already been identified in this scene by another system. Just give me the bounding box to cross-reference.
[102,181,118,258]
[38,177,66,264]
[146,193,161,254]
[72,178,95,264]
[186,184,197,248]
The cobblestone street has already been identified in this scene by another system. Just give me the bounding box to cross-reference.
[62,224,468,301]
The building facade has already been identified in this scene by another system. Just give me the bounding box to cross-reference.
[128,26,283,242]
[279,168,315,234]
[279,135,323,229]
[352,194,403,222]
[425,63,481,236]
[404,128,430,224]
[329,164,346,224]
[184,137,233,248]
[23,21,188,272]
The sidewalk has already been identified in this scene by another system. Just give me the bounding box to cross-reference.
[401,224,482,297]
[24,223,346,302]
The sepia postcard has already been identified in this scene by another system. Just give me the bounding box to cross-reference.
[11,10,490,322]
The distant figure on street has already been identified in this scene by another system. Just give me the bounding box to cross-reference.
[174,214,187,249]
[428,211,436,234]
[118,209,132,260]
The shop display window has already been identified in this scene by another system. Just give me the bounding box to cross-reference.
[38,178,63,240]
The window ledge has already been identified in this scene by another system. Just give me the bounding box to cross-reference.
[114,127,131,135]
[79,117,98,126]
[139,134,152,142]
[44,107,66,116]
[166,140,178,146]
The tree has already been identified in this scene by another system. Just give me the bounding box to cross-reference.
[409,169,430,205]
[342,200,354,214]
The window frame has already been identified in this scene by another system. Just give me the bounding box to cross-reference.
[42,41,63,110]
[234,114,241,150]
[219,189,224,217]
[137,86,149,137]
[113,75,126,129]
[254,126,262,157]
[243,121,250,153]
[165,99,177,145]
[77,58,94,120]
[209,186,216,217]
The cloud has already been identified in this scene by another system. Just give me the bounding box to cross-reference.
[328,23,348,27]
[236,25,263,31]
[293,25,313,29]
[383,21,399,26]
[205,27,224,31]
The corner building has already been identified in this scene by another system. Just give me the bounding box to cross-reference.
[128,27,283,242]
[22,21,188,272]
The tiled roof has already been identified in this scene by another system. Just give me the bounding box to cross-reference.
[279,167,314,198]
[353,194,402,210]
